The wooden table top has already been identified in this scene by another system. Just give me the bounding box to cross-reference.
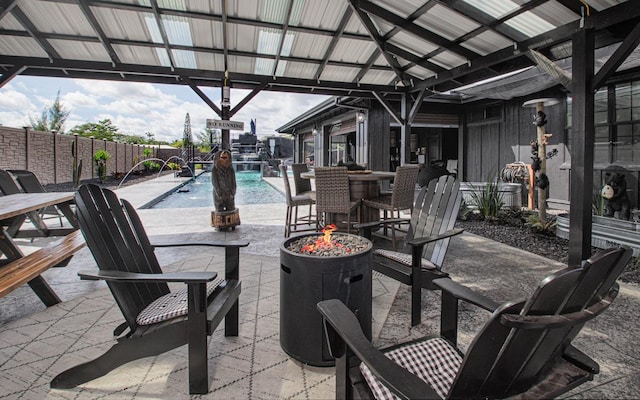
[0,192,75,220]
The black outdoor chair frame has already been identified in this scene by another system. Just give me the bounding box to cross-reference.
[50,184,249,394]
[318,246,632,400]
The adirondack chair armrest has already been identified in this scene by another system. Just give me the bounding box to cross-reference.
[317,299,441,400]
[433,277,500,312]
[355,218,409,239]
[406,228,464,247]
[149,236,250,249]
[78,270,218,283]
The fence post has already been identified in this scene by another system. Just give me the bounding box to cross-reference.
[23,126,30,171]
[52,130,57,183]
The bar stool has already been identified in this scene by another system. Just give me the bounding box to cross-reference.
[280,165,317,237]
[314,166,361,233]
[362,165,419,249]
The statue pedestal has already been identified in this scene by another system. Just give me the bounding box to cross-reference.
[211,209,240,230]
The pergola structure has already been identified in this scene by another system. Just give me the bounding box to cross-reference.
[2,0,640,264]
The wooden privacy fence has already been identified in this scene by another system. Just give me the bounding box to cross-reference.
[0,126,181,185]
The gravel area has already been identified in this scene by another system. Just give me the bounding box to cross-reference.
[455,213,640,285]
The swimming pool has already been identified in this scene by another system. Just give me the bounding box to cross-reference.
[151,171,285,208]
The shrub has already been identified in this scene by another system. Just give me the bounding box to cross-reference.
[93,149,110,183]
[525,213,557,236]
[468,180,505,220]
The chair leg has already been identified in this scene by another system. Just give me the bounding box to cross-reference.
[51,323,188,390]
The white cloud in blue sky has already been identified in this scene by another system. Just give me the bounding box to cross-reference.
[0,76,330,142]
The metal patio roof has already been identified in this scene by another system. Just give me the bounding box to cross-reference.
[1,0,639,105]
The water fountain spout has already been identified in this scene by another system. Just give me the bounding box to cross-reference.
[117,157,176,190]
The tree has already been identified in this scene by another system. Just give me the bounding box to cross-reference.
[68,119,121,141]
[29,90,70,133]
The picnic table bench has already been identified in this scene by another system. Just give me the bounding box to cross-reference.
[0,230,86,305]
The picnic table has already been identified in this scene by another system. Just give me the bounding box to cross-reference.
[0,192,86,306]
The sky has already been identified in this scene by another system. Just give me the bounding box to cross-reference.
[0,75,331,143]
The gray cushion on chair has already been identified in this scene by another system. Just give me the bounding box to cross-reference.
[136,278,224,325]
[375,249,437,270]
[360,337,462,400]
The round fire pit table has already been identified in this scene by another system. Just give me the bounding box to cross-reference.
[280,232,372,367]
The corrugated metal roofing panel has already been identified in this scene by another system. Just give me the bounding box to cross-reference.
[281,60,317,80]
[462,0,520,20]
[298,0,349,30]
[588,0,628,12]
[114,44,163,66]
[162,15,193,46]
[528,0,581,25]
[228,0,260,21]
[343,12,368,35]
[171,49,197,68]
[189,19,222,49]
[358,69,396,86]
[388,30,438,57]
[416,3,480,41]
[372,0,424,19]
[319,65,359,83]
[330,38,377,64]
[227,24,259,52]
[429,50,468,69]
[289,31,332,60]
[50,39,111,62]
[504,2,571,38]
[374,53,389,67]
[93,8,154,42]
[185,0,220,14]
[461,30,512,56]
[405,64,436,80]
[369,14,394,37]
[0,36,48,57]
[0,13,24,30]
[194,51,224,71]
[260,0,291,24]
[255,57,276,75]
[257,27,282,56]
[158,0,187,12]
[19,1,94,36]
[228,55,256,75]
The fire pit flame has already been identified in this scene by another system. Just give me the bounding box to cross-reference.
[298,224,354,255]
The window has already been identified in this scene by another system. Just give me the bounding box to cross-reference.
[566,81,640,165]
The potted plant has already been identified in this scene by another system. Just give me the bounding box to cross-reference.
[94,149,110,183]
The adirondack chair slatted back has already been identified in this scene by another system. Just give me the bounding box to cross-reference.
[450,246,631,398]
[0,169,20,195]
[406,175,461,267]
[74,184,169,330]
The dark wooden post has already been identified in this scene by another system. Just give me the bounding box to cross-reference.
[568,27,595,267]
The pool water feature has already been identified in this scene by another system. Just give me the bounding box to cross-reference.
[151,171,284,208]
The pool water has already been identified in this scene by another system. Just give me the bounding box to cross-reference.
[151,171,284,208]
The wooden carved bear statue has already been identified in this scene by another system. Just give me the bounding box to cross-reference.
[602,172,631,220]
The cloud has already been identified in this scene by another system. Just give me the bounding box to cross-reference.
[0,76,331,142]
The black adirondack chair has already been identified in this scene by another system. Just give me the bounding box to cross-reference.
[8,169,65,226]
[0,168,47,236]
[357,174,463,326]
[50,184,249,394]
[318,246,632,400]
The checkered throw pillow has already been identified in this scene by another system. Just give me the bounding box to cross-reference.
[136,278,225,326]
[375,249,437,270]
[360,337,462,400]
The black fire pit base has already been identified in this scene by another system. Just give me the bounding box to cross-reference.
[280,233,372,367]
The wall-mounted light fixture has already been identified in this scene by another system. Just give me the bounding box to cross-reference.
[312,127,318,135]
[357,110,366,123]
